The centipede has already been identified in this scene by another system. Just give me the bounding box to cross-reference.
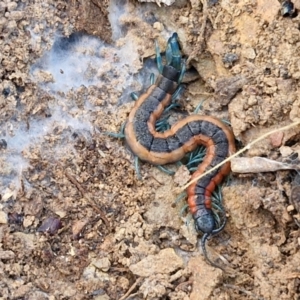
[124,33,236,270]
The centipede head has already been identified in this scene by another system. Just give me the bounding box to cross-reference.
[194,213,215,233]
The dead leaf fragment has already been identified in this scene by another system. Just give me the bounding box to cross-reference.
[231,156,300,173]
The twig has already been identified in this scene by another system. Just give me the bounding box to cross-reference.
[64,171,86,195]
[180,120,300,192]
[119,277,143,300]
[64,170,110,229]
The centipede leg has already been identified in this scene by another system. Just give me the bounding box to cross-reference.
[171,85,183,101]
[156,164,175,175]
[166,33,181,69]
[194,99,206,114]
[213,213,227,234]
[130,92,139,101]
[178,61,186,84]
[185,146,206,171]
[201,233,225,271]
[221,119,232,126]
[134,156,142,180]
[105,122,126,139]
[174,191,187,205]
[180,203,189,216]
[155,40,163,74]
[185,213,193,228]
[150,73,155,85]
[162,103,181,113]
[155,116,171,132]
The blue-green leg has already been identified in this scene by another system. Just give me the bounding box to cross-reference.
[134,156,142,180]
[194,99,206,114]
[178,61,186,84]
[174,192,187,205]
[171,85,184,101]
[150,73,155,85]
[155,40,163,74]
[156,165,175,175]
[105,122,126,139]
[166,33,181,70]
[185,213,193,228]
[131,92,139,101]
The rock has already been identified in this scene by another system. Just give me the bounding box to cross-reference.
[213,75,248,106]
[242,47,256,60]
[0,250,15,260]
[189,256,223,300]
[0,210,8,224]
[269,131,284,147]
[94,294,110,300]
[129,248,183,277]
[153,21,164,31]
[92,257,111,272]
[256,0,281,22]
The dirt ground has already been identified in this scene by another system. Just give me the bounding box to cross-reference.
[1,0,300,299]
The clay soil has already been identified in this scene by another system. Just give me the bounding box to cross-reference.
[1,0,300,299]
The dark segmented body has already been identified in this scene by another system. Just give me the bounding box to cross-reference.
[125,64,236,234]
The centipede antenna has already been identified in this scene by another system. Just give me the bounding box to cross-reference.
[156,164,175,175]
[134,156,142,180]
[130,92,139,101]
[150,73,155,85]
[201,233,225,271]
[155,40,163,74]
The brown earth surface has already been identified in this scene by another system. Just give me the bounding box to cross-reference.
[1,0,300,299]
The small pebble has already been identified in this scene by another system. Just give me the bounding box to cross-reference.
[286,204,295,212]
[153,21,164,31]
[0,210,8,224]
[269,132,284,148]
[92,257,111,272]
[37,216,62,235]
